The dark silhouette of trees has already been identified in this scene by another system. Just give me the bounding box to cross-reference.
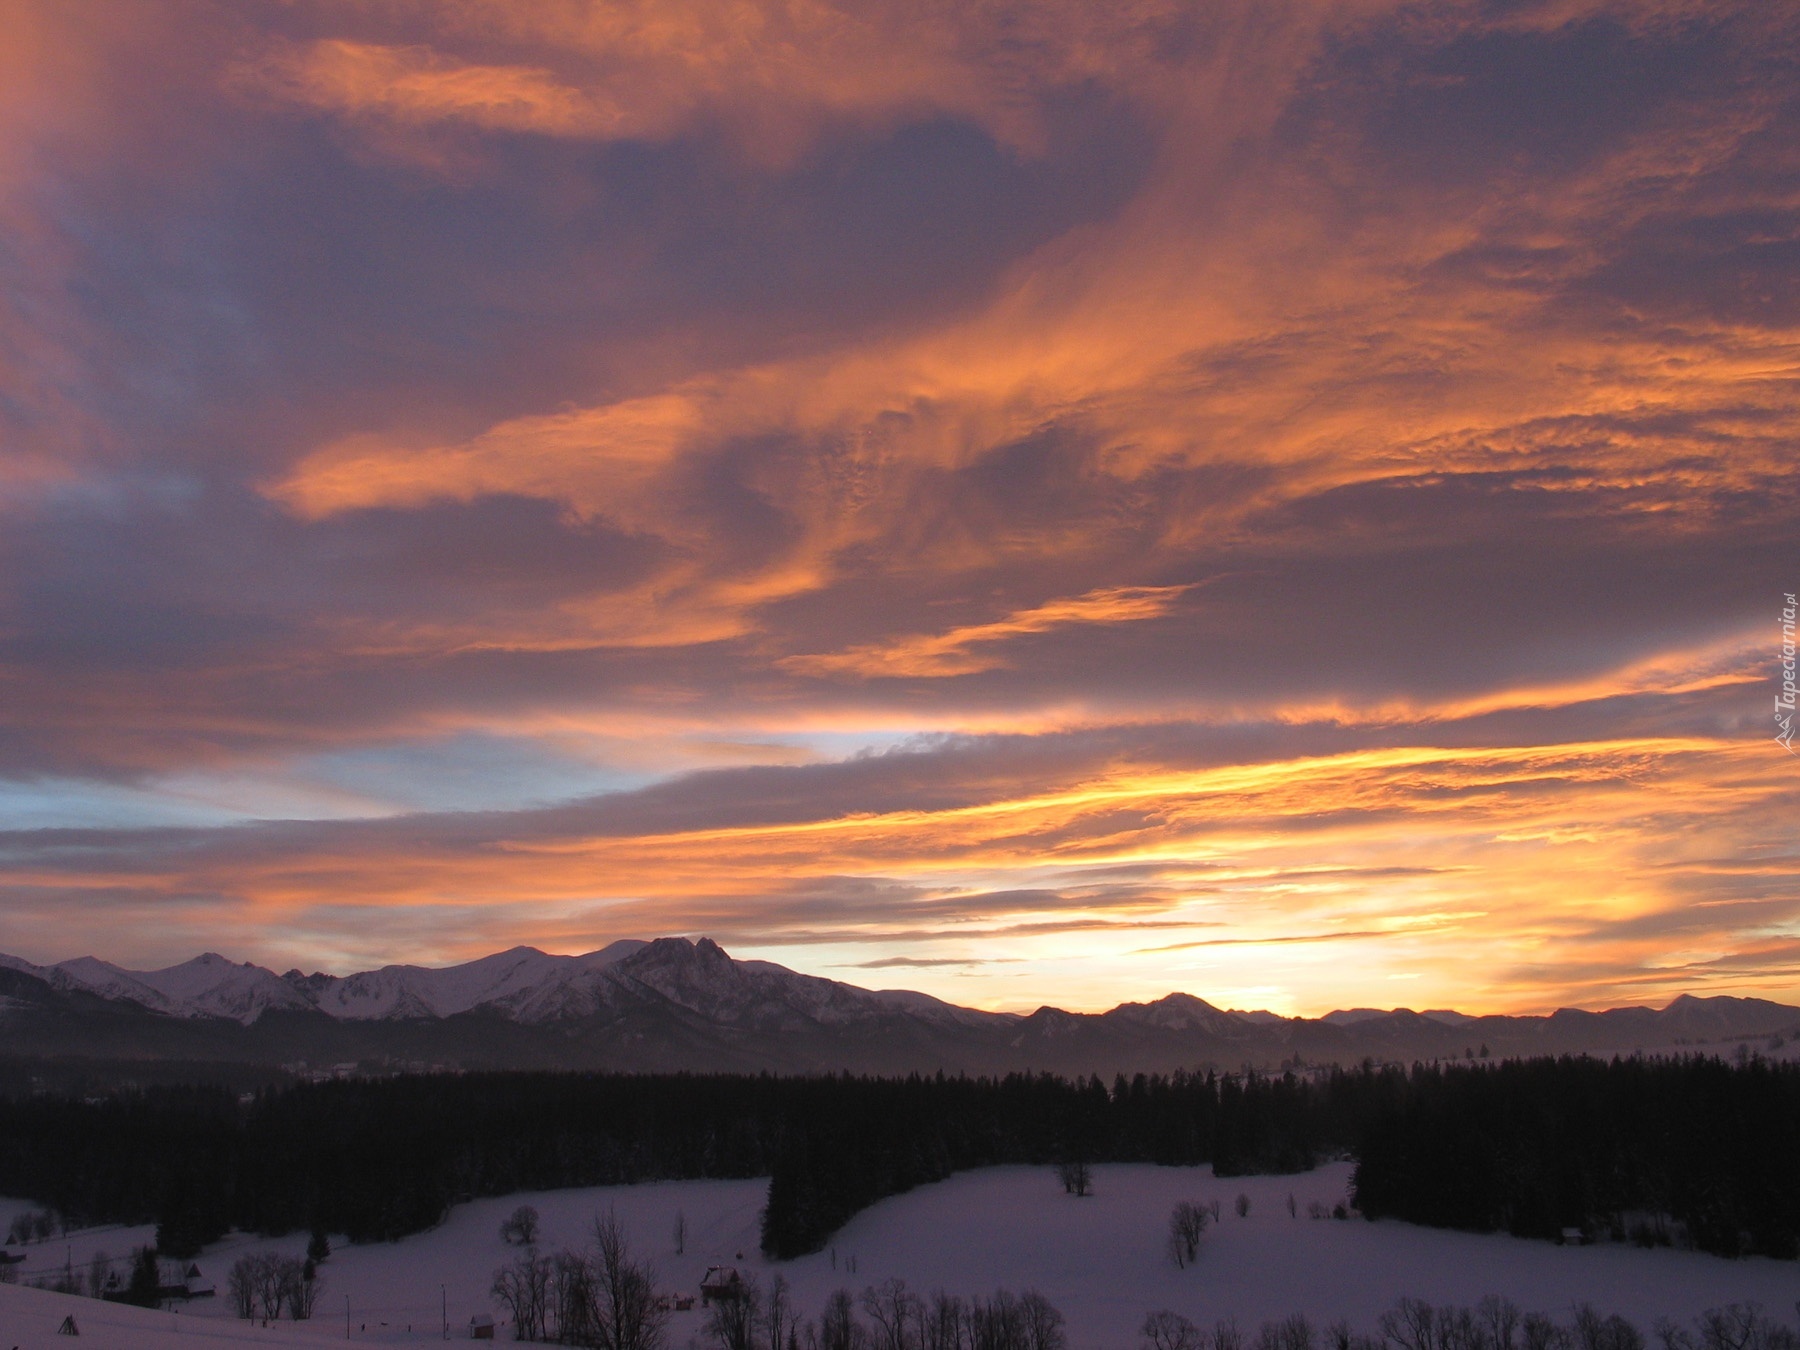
[1351,1057,1800,1258]
[121,1246,160,1308]
[1,1055,1793,1263]
[225,1251,319,1320]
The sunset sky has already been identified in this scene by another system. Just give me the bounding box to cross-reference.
[0,0,1795,1015]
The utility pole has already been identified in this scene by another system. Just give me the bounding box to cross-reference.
[442,1283,447,1340]
[345,1293,351,1339]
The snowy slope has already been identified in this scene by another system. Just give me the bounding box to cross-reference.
[288,940,648,1022]
[0,1277,345,1350]
[9,1164,1798,1350]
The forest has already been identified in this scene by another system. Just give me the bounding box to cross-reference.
[0,1055,1792,1262]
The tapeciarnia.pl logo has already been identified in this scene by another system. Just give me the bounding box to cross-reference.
[1778,592,1797,754]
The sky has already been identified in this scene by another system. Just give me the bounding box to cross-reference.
[0,0,1795,1016]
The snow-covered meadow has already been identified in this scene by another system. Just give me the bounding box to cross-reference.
[5,1164,1798,1349]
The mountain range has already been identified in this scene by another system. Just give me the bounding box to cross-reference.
[2,937,1796,1079]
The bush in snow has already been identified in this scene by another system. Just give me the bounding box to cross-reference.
[1235,1194,1251,1218]
[500,1203,541,1247]
[1168,1202,1209,1268]
[1055,1161,1093,1197]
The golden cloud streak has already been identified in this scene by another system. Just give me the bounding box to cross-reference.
[781,584,1194,678]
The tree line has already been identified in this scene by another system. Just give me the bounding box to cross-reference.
[1138,1297,1800,1350]
[1349,1055,1800,1257]
[0,1055,1793,1260]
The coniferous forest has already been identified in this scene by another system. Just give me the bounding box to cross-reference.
[0,1055,1793,1262]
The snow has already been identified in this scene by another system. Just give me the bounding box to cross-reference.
[0,1279,348,1349]
[0,941,657,1026]
[7,1164,1797,1350]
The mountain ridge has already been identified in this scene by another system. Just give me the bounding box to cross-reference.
[2,938,1796,1079]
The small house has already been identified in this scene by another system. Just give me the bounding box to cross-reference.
[701,1266,744,1305]
[1558,1227,1585,1246]
[154,1258,213,1300]
[470,1312,495,1340]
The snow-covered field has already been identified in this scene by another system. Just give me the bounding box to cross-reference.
[5,1165,1798,1349]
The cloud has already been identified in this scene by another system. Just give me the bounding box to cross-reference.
[0,0,1796,1012]
[782,585,1195,678]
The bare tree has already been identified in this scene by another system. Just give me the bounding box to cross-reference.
[821,1290,866,1350]
[501,1204,542,1247]
[1522,1313,1570,1350]
[764,1274,795,1350]
[1144,1312,1203,1350]
[282,1259,323,1320]
[1256,1316,1314,1350]
[1573,1306,1645,1350]
[1054,1160,1093,1197]
[227,1255,257,1319]
[923,1293,968,1350]
[862,1278,921,1350]
[227,1252,313,1321]
[969,1290,1024,1350]
[1696,1307,1775,1350]
[1018,1291,1065,1350]
[492,1251,552,1343]
[1437,1307,1484,1350]
[1168,1202,1209,1268]
[1211,1320,1245,1350]
[253,1253,287,1320]
[86,1250,110,1299]
[553,1249,598,1346]
[592,1211,669,1350]
[1382,1299,1440,1350]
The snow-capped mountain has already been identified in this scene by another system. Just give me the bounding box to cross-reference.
[0,937,1000,1031]
[2,938,1797,1080]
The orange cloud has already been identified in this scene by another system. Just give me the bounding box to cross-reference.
[782,585,1194,678]
[243,40,618,138]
